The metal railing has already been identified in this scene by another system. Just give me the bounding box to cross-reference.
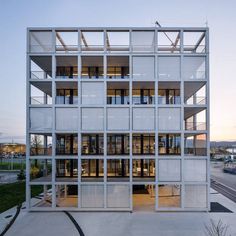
[185,96,206,105]
[131,45,155,52]
[30,71,52,79]
[56,44,78,52]
[81,45,104,52]
[158,96,181,105]
[132,96,155,105]
[30,147,52,156]
[183,71,206,80]
[157,45,180,53]
[107,96,129,105]
[183,45,206,53]
[184,147,207,156]
[29,45,53,53]
[56,148,78,155]
[185,122,206,131]
[55,96,78,105]
[106,45,129,52]
[31,96,52,105]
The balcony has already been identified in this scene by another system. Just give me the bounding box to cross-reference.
[55,81,78,105]
[184,133,207,156]
[30,134,52,156]
[56,56,78,79]
[81,56,103,79]
[30,56,52,79]
[132,82,155,105]
[185,122,206,131]
[107,56,129,79]
[158,82,180,105]
[30,81,52,105]
[107,82,129,105]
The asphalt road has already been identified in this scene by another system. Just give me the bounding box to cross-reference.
[211,162,236,190]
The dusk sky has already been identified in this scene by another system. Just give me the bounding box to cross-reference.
[0,0,236,143]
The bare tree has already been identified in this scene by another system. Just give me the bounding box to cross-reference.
[31,135,42,166]
[205,219,231,236]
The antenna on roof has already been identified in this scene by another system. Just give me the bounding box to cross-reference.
[155,21,161,27]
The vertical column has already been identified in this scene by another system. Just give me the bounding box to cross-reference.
[155,51,159,210]
[205,28,210,210]
[51,28,56,208]
[26,29,30,209]
[77,48,82,208]
[180,29,185,209]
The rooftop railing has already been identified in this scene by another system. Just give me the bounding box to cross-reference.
[30,96,52,105]
[29,45,53,53]
[30,147,52,156]
[185,96,206,105]
[185,122,206,131]
[158,96,181,105]
[30,71,52,79]
[184,147,207,156]
[55,45,78,53]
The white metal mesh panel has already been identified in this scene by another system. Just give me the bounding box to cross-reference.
[158,159,181,181]
[81,185,104,208]
[56,108,78,131]
[132,57,155,79]
[107,108,129,131]
[158,56,180,80]
[158,108,181,131]
[30,108,52,131]
[133,108,155,130]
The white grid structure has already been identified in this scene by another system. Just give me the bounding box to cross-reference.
[26,27,210,211]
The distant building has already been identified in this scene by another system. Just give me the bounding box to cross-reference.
[26,27,209,211]
[0,143,26,156]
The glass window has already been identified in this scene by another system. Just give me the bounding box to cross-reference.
[132,159,155,178]
[82,134,103,155]
[56,134,78,155]
[81,159,104,180]
[132,134,155,155]
[107,159,130,178]
[158,134,181,155]
[107,134,129,155]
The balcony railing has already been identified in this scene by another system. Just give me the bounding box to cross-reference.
[31,96,52,105]
[185,96,206,105]
[157,45,180,53]
[56,96,78,105]
[55,45,78,53]
[106,45,129,52]
[132,96,155,105]
[56,148,78,155]
[131,45,155,52]
[81,45,104,52]
[30,71,52,79]
[107,66,129,79]
[30,147,52,156]
[107,96,129,105]
[158,96,181,105]
[81,67,103,79]
[183,45,206,53]
[29,45,53,53]
[184,147,207,156]
[185,122,206,131]
[183,71,206,80]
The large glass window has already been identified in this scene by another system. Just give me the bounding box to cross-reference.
[107,89,129,105]
[158,134,181,155]
[81,159,104,180]
[107,134,129,155]
[132,134,155,155]
[107,159,129,180]
[56,89,78,104]
[56,159,78,178]
[56,134,78,155]
[132,159,155,178]
[82,134,103,155]
[132,89,155,105]
[158,89,180,104]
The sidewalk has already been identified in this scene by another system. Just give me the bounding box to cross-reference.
[1,189,236,236]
